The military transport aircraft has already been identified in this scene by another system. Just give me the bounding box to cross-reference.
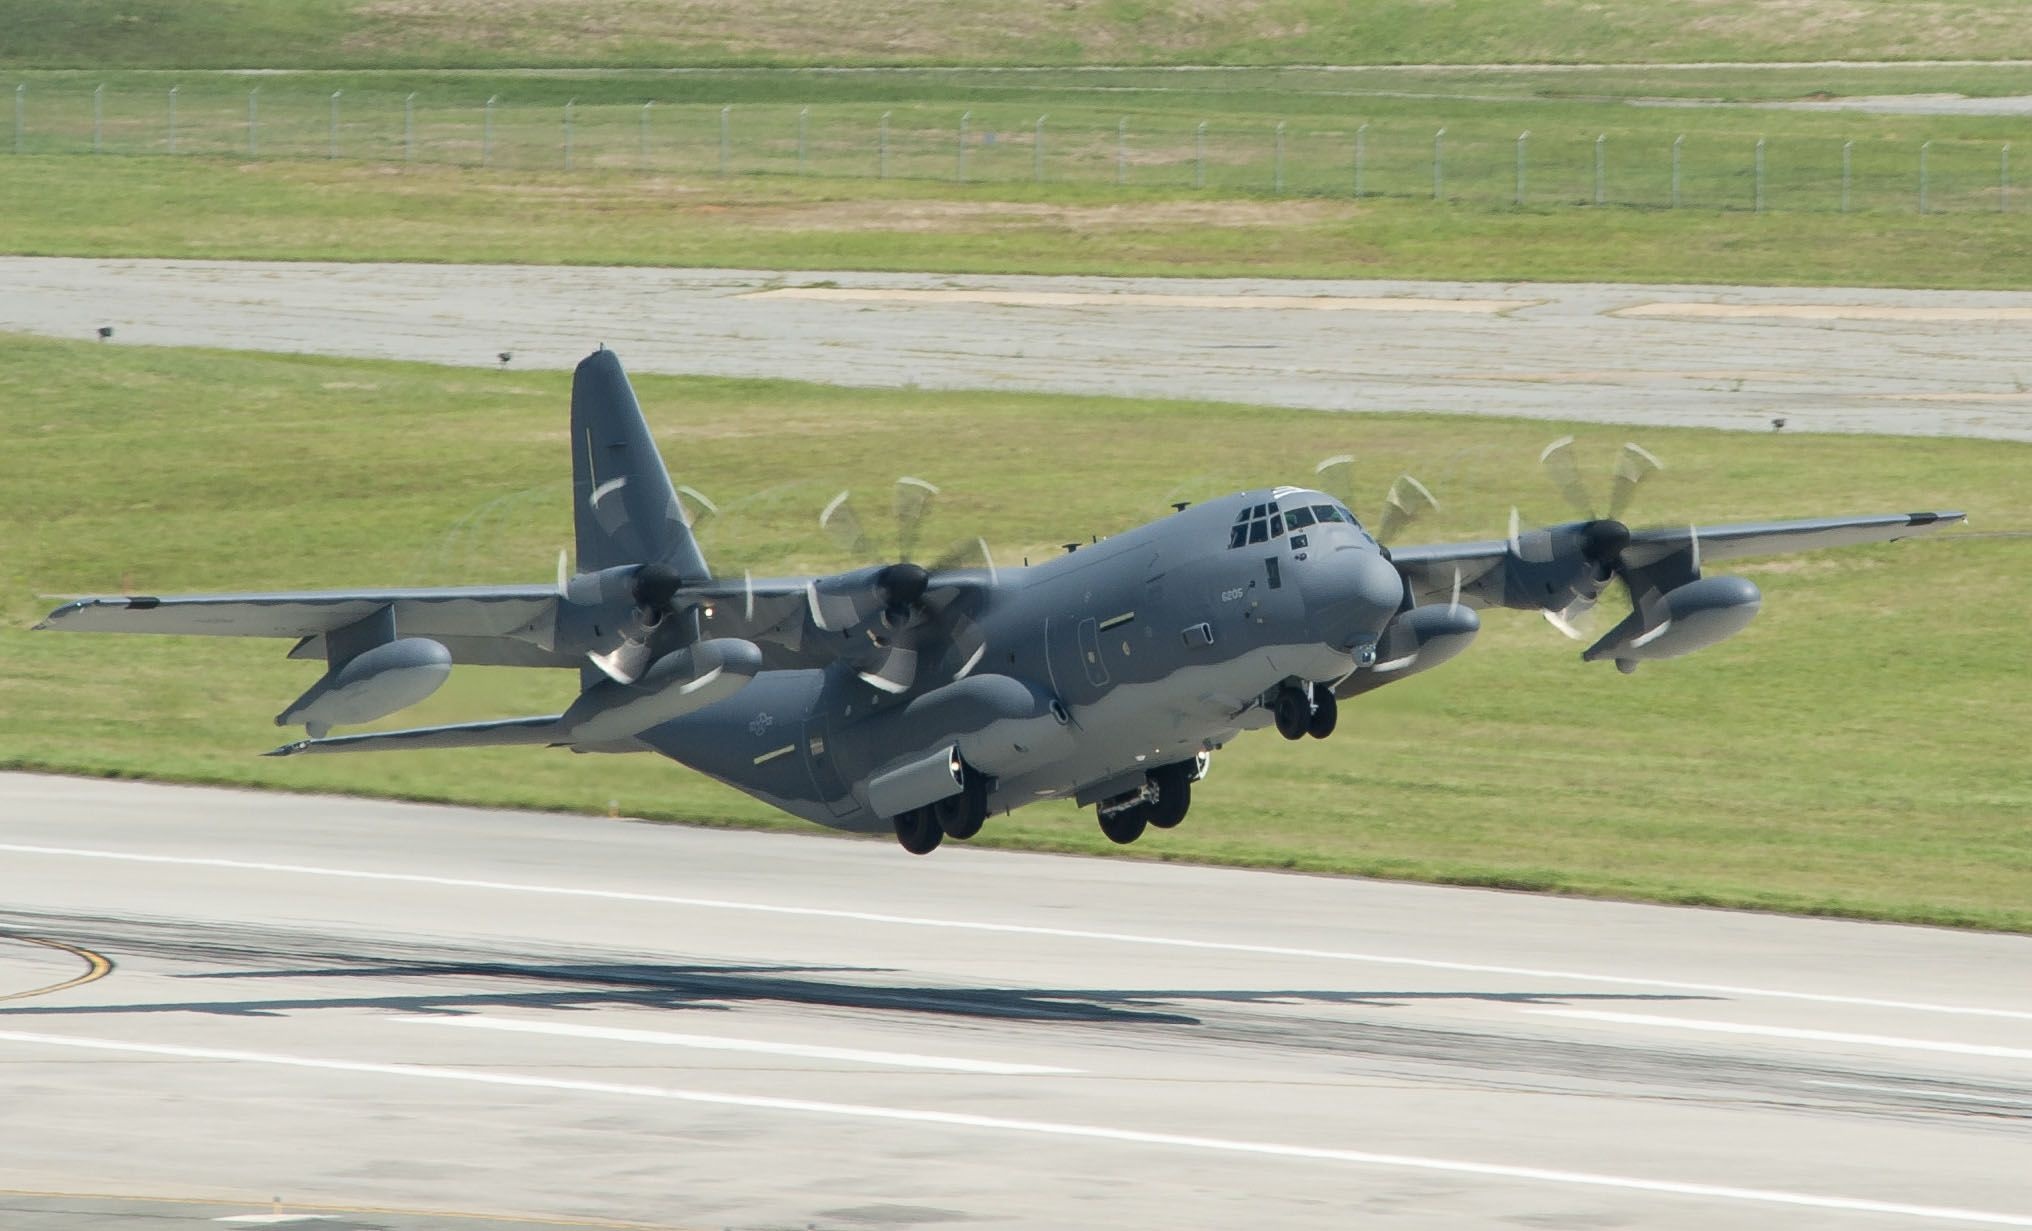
[38,349,1963,854]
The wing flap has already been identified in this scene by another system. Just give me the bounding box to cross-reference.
[265,714,566,756]
[38,586,558,640]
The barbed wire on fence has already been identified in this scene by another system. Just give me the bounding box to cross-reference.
[7,83,2021,214]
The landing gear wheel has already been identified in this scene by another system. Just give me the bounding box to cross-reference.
[1098,805,1149,845]
[893,808,944,855]
[1306,684,1338,739]
[1273,685,1312,741]
[1146,763,1192,830]
[933,790,982,840]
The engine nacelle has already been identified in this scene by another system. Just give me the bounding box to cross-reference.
[1338,603,1481,699]
[561,637,762,745]
[277,637,453,737]
[1583,575,1762,671]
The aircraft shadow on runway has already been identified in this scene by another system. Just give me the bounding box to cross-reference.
[0,909,1712,1029]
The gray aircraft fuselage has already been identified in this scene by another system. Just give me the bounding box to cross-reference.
[660,488,1400,832]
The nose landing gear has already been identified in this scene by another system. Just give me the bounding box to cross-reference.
[1273,682,1338,740]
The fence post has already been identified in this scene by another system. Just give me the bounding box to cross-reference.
[1194,119,1206,189]
[1754,137,1765,213]
[167,85,177,154]
[1919,139,1930,214]
[639,101,651,168]
[1593,133,1605,205]
[1034,114,1046,182]
[1433,127,1444,200]
[403,93,414,164]
[1354,122,1366,197]
[956,110,968,182]
[2003,142,2011,212]
[879,110,889,178]
[1116,116,1126,185]
[798,106,808,175]
[1671,134,1683,208]
[1515,130,1528,205]
[12,83,21,155]
[718,105,730,175]
[1273,121,1285,194]
[1840,140,1851,213]
[483,95,496,167]
[563,99,573,170]
[328,91,341,159]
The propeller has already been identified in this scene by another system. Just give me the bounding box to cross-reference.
[811,478,996,695]
[1525,437,1663,640]
[1312,454,1441,544]
[586,561,689,684]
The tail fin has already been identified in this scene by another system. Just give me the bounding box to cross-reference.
[570,349,710,579]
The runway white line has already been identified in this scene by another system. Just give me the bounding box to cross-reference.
[1804,1080,2032,1108]
[1526,1010,2032,1060]
[395,1014,1078,1075]
[2,1029,2027,1227]
[5,841,2029,1024]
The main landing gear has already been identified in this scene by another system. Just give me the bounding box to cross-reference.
[1095,757,1202,845]
[1273,682,1337,741]
[891,763,991,855]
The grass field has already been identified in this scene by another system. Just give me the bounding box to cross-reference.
[4,335,2027,930]
[6,156,2031,290]
[7,1,2032,69]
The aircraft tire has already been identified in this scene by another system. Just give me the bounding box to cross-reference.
[1307,686,1339,739]
[1146,772,1190,830]
[1273,686,1311,740]
[1098,805,1149,845]
[894,808,945,855]
[934,791,983,840]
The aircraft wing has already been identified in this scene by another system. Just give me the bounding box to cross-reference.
[1390,511,1965,607]
[36,586,569,665]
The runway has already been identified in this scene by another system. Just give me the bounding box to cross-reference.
[3,773,2029,1229]
[5,257,2032,440]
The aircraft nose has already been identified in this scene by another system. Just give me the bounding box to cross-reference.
[1307,546,1405,649]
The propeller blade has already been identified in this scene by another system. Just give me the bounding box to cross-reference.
[930,535,998,583]
[1448,566,1462,616]
[555,548,569,598]
[1607,443,1664,520]
[892,476,939,562]
[1689,522,1702,576]
[743,569,756,623]
[1507,506,1522,557]
[1543,598,1595,641]
[1376,474,1439,543]
[857,643,919,695]
[588,637,653,686]
[820,490,871,558]
[947,612,988,680]
[675,484,719,535]
[1313,454,1356,507]
[1538,435,1597,519]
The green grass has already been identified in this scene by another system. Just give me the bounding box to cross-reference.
[8,1,2032,68]
[4,335,2027,930]
[4,155,2030,290]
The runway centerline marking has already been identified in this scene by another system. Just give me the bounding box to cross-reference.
[2,1029,2026,1228]
[395,1014,1079,1075]
[1526,1010,2032,1060]
[3,841,2028,1024]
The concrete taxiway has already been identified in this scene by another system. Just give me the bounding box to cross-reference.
[4,257,2032,440]
[2,772,2029,1229]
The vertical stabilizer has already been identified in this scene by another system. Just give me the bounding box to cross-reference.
[570,349,710,579]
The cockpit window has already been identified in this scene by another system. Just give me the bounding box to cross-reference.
[1285,506,1316,530]
[1311,504,1344,523]
[1230,500,1292,548]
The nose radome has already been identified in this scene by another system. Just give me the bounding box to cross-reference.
[1305,547,1405,649]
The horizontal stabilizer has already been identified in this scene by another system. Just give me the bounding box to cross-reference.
[266,714,564,757]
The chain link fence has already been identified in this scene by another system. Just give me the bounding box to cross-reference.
[9,82,2019,214]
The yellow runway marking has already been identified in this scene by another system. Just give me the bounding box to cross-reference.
[0,934,113,1003]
